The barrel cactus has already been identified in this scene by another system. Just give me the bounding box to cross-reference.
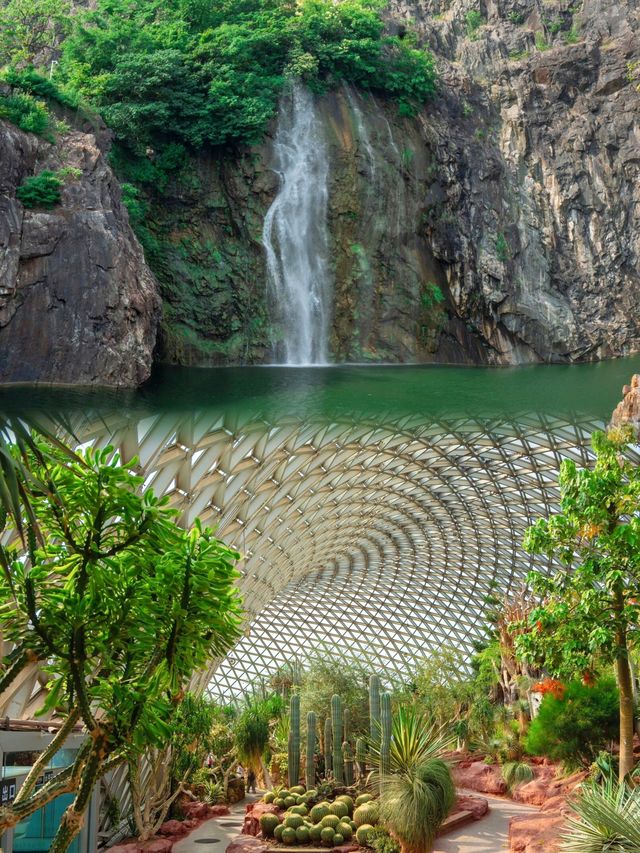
[310,803,331,823]
[353,802,379,827]
[260,814,281,838]
[306,711,316,791]
[310,825,323,843]
[336,795,353,813]
[337,822,352,840]
[285,814,305,829]
[274,824,285,842]
[296,826,311,844]
[282,827,298,845]
[324,717,332,777]
[321,815,341,829]
[321,827,336,847]
[329,800,349,819]
[288,693,301,788]
[355,794,373,807]
[356,824,374,846]
[331,695,344,784]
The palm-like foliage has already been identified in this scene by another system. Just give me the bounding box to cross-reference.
[560,779,640,852]
[234,702,271,773]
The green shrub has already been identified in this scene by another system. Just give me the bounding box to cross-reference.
[61,0,437,152]
[564,26,579,44]
[465,10,484,39]
[496,232,510,262]
[535,32,550,51]
[2,67,79,108]
[501,760,534,792]
[0,92,50,135]
[524,679,619,767]
[366,826,400,853]
[560,779,640,851]
[16,170,63,208]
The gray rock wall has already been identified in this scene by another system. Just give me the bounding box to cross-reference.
[0,121,160,386]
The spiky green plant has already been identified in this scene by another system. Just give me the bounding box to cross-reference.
[235,703,270,775]
[369,675,381,747]
[324,716,332,777]
[380,692,392,779]
[306,711,316,790]
[501,761,534,792]
[560,779,640,852]
[288,693,300,788]
[379,759,455,853]
[369,706,452,780]
[343,740,354,786]
[356,737,367,779]
[332,694,344,784]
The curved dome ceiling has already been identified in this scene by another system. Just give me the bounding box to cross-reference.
[67,408,610,702]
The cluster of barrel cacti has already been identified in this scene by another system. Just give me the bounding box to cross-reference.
[260,787,380,847]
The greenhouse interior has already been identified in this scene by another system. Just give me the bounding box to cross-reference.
[1,0,640,851]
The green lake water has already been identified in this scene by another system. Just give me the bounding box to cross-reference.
[1,356,640,423]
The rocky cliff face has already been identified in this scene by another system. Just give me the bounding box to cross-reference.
[146,0,640,366]
[2,0,638,378]
[0,120,160,386]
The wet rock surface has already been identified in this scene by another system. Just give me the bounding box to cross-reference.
[0,120,160,386]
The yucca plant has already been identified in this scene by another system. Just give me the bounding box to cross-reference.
[368,706,453,778]
[371,706,455,853]
[379,759,455,853]
[560,779,640,852]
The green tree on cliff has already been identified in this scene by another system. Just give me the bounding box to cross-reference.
[515,426,640,781]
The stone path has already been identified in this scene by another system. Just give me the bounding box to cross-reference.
[433,793,536,853]
[173,793,262,853]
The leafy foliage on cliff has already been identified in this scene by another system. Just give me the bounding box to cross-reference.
[59,0,437,151]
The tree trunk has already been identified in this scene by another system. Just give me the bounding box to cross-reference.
[614,589,635,782]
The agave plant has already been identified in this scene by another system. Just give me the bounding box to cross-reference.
[560,779,640,852]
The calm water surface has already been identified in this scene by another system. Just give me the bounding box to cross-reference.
[2,357,640,423]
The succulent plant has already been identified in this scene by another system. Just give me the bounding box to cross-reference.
[274,824,285,842]
[380,692,392,782]
[356,824,374,846]
[288,693,301,789]
[310,825,323,843]
[331,695,344,784]
[306,711,316,791]
[343,707,351,744]
[369,675,381,748]
[336,795,354,813]
[321,827,336,847]
[285,814,305,829]
[296,826,311,843]
[324,717,332,777]
[342,741,354,786]
[282,827,298,845]
[329,800,349,819]
[355,738,367,780]
[355,794,373,807]
[334,834,344,846]
[353,802,379,828]
[284,795,297,808]
[321,814,341,829]
[263,791,276,804]
[260,813,281,838]
[337,822,353,840]
[310,803,331,823]
[290,784,306,795]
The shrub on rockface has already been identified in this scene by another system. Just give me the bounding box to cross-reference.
[16,170,63,208]
[524,679,619,767]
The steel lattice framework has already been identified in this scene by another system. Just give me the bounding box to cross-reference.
[0,406,615,715]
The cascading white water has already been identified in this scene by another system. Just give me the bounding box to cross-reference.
[262,82,332,366]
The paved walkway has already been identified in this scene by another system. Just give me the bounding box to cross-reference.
[173,792,263,853]
[433,793,536,853]
[175,791,535,853]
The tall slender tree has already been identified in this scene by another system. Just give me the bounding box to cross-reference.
[516,426,640,781]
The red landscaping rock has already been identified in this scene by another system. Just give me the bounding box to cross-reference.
[454,794,490,820]
[226,834,269,853]
[243,802,280,836]
[107,844,139,853]
[159,821,189,838]
[334,845,359,853]
[452,760,507,795]
[513,768,587,806]
[140,840,173,853]
[509,810,566,853]
[209,805,231,817]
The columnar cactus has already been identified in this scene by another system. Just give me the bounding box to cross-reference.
[369,674,381,747]
[343,708,351,745]
[331,694,344,784]
[380,691,392,781]
[288,692,300,788]
[324,716,332,777]
[342,740,354,786]
[355,737,367,779]
[306,711,316,790]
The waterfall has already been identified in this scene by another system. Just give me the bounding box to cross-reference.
[262,82,332,366]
